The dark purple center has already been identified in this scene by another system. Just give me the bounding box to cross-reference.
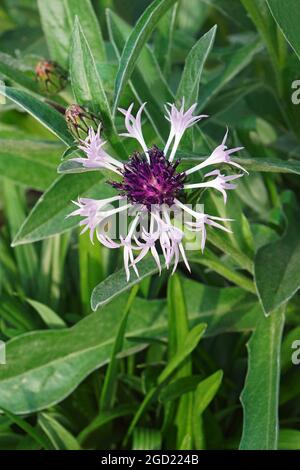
[109,146,186,209]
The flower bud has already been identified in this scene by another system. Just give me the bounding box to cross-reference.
[35,60,68,95]
[65,104,103,141]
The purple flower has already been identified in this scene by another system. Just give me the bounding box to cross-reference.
[109,146,186,209]
[68,100,247,280]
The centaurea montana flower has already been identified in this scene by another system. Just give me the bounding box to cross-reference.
[68,101,247,280]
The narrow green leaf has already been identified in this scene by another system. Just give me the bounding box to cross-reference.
[198,38,262,111]
[279,429,300,450]
[241,0,281,70]
[37,0,71,68]
[167,274,193,447]
[159,324,207,384]
[255,206,300,314]
[125,323,206,443]
[100,285,139,410]
[176,25,217,106]
[0,140,61,190]
[38,413,80,450]
[0,87,72,146]
[37,0,105,68]
[0,52,39,93]
[0,407,50,450]
[113,0,177,114]
[159,376,202,403]
[12,173,114,245]
[3,181,38,294]
[26,299,66,329]
[91,255,162,311]
[154,3,178,78]
[194,370,223,415]
[64,0,106,62]
[239,306,285,450]
[71,18,126,158]
[132,428,161,450]
[193,370,223,450]
[266,0,300,61]
[78,406,134,444]
[107,9,172,141]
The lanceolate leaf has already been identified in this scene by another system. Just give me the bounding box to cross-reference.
[37,0,105,68]
[0,280,259,414]
[113,0,178,114]
[176,25,217,106]
[0,52,39,93]
[38,413,80,450]
[0,140,62,190]
[107,9,173,141]
[239,306,285,450]
[198,38,262,111]
[255,206,300,314]
[12,173,115,246]
[0,87,72,146]
[70,18,126,158]
[91,256,163,311]
[266,0,300,61]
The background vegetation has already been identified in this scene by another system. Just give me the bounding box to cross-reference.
[0,0,300,450]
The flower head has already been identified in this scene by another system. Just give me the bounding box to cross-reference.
[109,145,186,209]
[65,104,103,141]
[35,60,68,95]
[68,100,247,280]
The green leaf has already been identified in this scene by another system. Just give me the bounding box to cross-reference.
[78,406,134,444]
[125,323,206,443]
[203,191,254,273]
[0,140,61,190]
[3,182,38,295]
[107,9,172,141]
[189,249,255,294]
[0,407,50,449]
[37,0,105,68]
[176,25,217,106]
[100,285,139,410]
[38,413,80,450]
[132,428,161,450]
[26,299,66,329]
[0,87,72,146]
[154,3,178,78]
[0,52,39,93]
[167,274,193,447]
[64,0,105,62]
[12,173,115,245]
[198,38,262,111]
[194,370,223,415]
[91,255,162,311]
[279,429,300,450]
[159,324,206,384]
[192,370,223,450]
[266,0,300,61]
[0,280,259,414]
[113,0,177,114]
[37,0,70,68]
[241,0,281,71]
[239,306,285,450]
[159,375,201,403]
[255,206,300,314]
[70,18,126,158]
[167,274,190,356]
